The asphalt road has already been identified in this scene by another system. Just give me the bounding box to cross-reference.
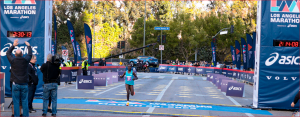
[0,73,295,116]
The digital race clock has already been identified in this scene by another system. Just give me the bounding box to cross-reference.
[7,31,32,38]
[273,40,299,47]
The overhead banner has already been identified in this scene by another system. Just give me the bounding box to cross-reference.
[254,1,300,109]
[84,23,92,64]
[230,46,236,65]
[252,32,256,69]
[211,42,216,67]
[54,14,57,55]
[76,41,82,61]
[246,34,253,69]
[235,40,241,69]
[1,0,53,97]
[241,38,247,70]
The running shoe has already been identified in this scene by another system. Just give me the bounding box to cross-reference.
[126,102,129,106]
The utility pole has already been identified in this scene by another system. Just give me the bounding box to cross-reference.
[93,0,95,61]
[143,0,146,56]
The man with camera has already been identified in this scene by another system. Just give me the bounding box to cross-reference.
[7,39,32,117]
[40,54,61,116]
[28,55,39,113]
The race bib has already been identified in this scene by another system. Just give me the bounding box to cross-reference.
[127,76,132,81]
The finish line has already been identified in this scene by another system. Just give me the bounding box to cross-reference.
[33,99,272,115]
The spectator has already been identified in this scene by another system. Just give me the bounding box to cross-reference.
[7,39,32,117]
[28,55,38,113]
[98,58,106,66]
[233,64,238,69]
[82,57,89,75]
[40,54,61,116]
[175,58,179,65]
[185,61,189,65]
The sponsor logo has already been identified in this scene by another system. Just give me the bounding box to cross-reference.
[1,66,7,69]
[1,43,38,56]
[277,25,286,27]
[236,49,240,55]
[86,35,91,44]
[79,79,92,84]
[222,72,226,75]
[265,52,299,66]
[169,68,175,70]
[20,15,29,19]
[4,0,36,4]
[62,74,68,78]
[233,73,236,76]
[71,72,77,76]
[248,44,252,51]
[188,68,191,72]
[266,76,297,80]
[196,69,202,72]
[287,24,297,27]
[271,0,300,13]
[178,68,183,71]
[228,86,242,91]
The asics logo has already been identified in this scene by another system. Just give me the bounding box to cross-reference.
[265,52,299,66]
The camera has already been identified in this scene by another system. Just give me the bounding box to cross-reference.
[52,54,64,66]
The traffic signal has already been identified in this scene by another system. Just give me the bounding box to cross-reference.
[212,37,217,44]
[121,41,125,49]
[162,35,166,43]
[117,41,120,49]
[231,25,234,33]
[157,35,160,42]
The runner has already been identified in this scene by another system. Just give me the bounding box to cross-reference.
[120,65,138,106]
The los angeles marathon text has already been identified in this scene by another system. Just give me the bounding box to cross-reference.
[4,6,36,15]
[271,13,300,23]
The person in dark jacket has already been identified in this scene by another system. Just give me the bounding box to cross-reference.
[40,54,61,116]
[98,58,106,66]
[27,55,38,113]
[82,58,89,75]
[7,39,32,117]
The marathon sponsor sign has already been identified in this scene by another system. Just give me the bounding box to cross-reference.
[222,69,227,76]
[185,66,195,73]
[221,80,237,92]
[167,66,177,72]
[0,73,4,103]
[1,0,52,97]
[92,73,107,86]
[226,82,245,97]
[149,67,159,72]
[60,70,70,82]
[214,68,222,74]
[76,75,94,89]
[226,69,234,77]
[105,73,113,85]
[118,71,125,81]
[254,1,300,109]
[195,67,205,74]
[177,66,185,73]
[205,68,214,74]
[70,70,77,81]
[111,72,118,83]
[217,77,231,89]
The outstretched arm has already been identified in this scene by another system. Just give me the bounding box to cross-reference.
[120,72,126,78]
[24,41,32,62]
[133,72,138,80]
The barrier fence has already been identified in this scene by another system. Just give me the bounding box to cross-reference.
[158,64,254,83]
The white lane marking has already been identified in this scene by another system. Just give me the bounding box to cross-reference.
[221,92,253,117]
[202,77,207,80]
[172,77,178,80]
[158,76,165,79]
[144,76,151,78]
[94,80,142,96]
[144,80,174,115]
[188,77,194,80]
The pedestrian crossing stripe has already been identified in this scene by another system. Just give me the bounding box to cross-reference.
[172,77,178,79]
[187,77,194,80]
[158,76,164,78]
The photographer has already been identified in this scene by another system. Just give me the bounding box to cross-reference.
[40,54,61,116]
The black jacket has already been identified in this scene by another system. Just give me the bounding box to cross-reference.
[40,61,61,84]
[7,45,32,84]
[28,62,39,85]
[98,60,106,66]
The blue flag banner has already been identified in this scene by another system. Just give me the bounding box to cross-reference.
[241,38,247,70]
[67,20,77,64]
[54,14,57,55]
[235,40,241,69]
[230,46,236,65]
[254,1,300,109]
[246,34,253,69]
[75,41,82,61]
[211,42,216,67]
[84,23,93,64]
[252,32,256,69]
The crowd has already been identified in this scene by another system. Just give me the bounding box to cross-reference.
[165,58,254,72]
[7,39,94,117]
